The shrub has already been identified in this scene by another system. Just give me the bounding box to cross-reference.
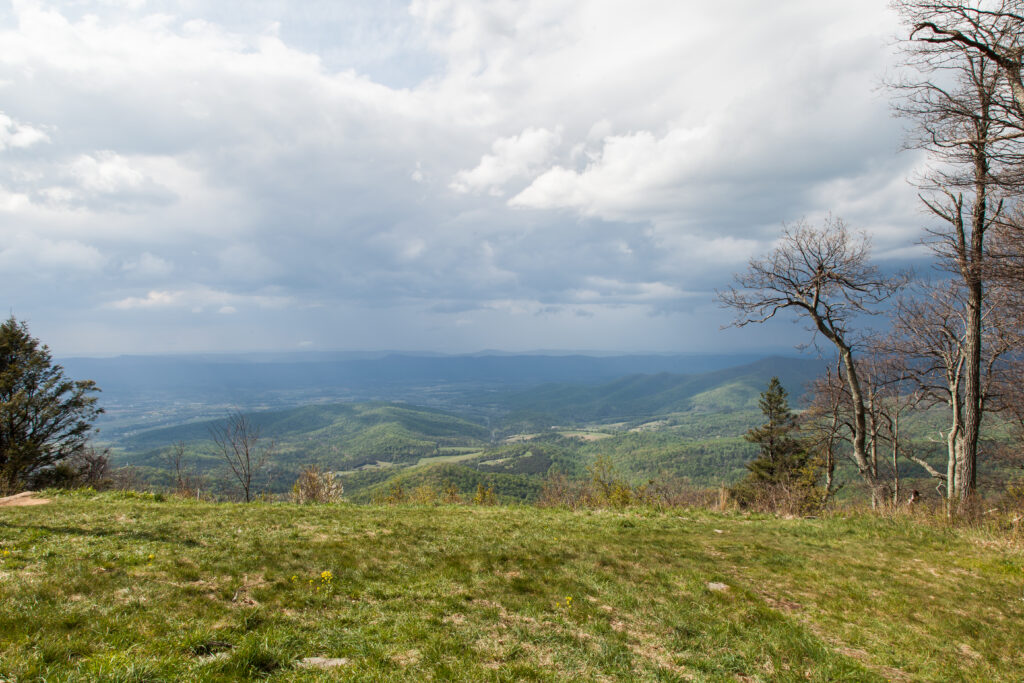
[291,465,344,504]
[472,482,496,505]
[410,484,438,504]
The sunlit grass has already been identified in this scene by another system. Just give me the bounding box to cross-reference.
[0,491,1021,680]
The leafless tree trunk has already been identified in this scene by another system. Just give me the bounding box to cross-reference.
[803,365,849,505]
[161,440,203,498]
[210,412,273,503]
[893,3,1024,506]
[859,349,925,507]
[889,279,1015,509]
[718,218,901,502]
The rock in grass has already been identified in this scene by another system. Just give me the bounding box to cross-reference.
[706,582,729,592]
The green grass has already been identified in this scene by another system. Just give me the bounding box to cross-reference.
[2,492,1021,681]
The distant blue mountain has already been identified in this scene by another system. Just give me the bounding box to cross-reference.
[60,351,794,404]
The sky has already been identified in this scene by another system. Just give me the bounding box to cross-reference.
[0,0,934,356]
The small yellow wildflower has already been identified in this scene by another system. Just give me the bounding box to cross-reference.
[148,554,155,560]
[320,570,333,582]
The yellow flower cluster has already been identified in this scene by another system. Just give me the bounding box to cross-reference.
[554,595,573,609]
[290,570,335,593]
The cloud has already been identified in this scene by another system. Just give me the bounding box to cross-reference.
[0,111,49,150]
[0,0,927,354]
[451,126,561,195]
[108,287,292,313]
[0,232,104,273]
[510,127,707,217]
[122,252,173,277]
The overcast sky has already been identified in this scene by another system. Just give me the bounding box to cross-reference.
[1,0,933,356]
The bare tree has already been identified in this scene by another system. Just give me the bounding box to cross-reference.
[69,445,113,489]
[161,440,203,498]
[900,1,1024,120]
[803,349,923,507]
[861,348,926,505]
[802,365,847,503]
[718,217,901,505]
[890,279,1016,503]
[210,412,273,503]
[892,2,1024,504]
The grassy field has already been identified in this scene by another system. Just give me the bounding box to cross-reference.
[1,492,1022,681]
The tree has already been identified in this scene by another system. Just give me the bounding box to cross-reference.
[161,441,204,498]
[743,378,803,482]
[802,365,847,502]
[718,217,901,504]
[210,411,273,502]
[888,281,1015,506]
[0,317,102,494]
[33,444,113,490]
[900,1,1024,122]
[893,1,1024,505]
[731,378,817,512]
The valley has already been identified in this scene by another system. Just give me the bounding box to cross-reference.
[86,352,948,502]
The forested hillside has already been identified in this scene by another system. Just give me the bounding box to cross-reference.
[104,356,928,502]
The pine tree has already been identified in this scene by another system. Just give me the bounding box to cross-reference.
[744,377,802,481]
[731,377,817,511]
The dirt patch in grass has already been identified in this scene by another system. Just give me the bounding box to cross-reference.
[0,491,51,507]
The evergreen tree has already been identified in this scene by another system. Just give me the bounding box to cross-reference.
[0,317,102,494]
[744,377,802,481]
[732,377,817,511]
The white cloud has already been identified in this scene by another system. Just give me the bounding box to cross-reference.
[451,126,561,195]
[68,152,147,194]
[0,111,49,150]
[568,277,691,304]
[108,287,292,312]
[509,127,710,217]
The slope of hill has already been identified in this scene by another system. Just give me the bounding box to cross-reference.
[117,403,491,478]
[496,356,824,428]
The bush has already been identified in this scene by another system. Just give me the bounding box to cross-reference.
[291,466,344,504]
[472,482,496,505]
[30,446,112,491]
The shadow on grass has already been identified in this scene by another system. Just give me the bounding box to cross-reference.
[0,520,202,547]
